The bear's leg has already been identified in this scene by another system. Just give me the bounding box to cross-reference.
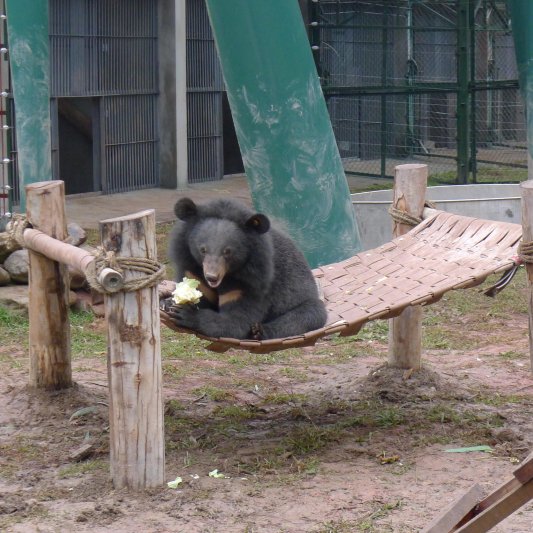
[164,304,264,340]
[257,299,327,340]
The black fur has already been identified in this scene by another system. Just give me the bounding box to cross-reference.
[165,197,327,340]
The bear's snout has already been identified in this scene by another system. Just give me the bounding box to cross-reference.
[203,256,227,288]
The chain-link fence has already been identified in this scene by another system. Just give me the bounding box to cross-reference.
[310,0,527,184]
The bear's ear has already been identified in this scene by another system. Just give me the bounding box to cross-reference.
[174,198,198,220]
[245,214,270,234]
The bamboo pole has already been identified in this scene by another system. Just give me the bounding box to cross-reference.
[26,181,71,389]
[520,180,533,373]
[100,209,164,489]
[388,164,428,370]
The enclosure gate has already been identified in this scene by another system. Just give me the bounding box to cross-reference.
[48,0,159,195]
[186,0,224,183]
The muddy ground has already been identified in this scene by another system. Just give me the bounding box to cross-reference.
[1,284,533,532]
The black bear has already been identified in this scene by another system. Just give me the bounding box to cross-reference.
[163,197,327,340]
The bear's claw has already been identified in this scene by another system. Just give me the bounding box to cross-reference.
[250,322,264,341]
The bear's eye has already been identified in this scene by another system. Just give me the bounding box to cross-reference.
[199,246,207,255]
[223,247,231,257]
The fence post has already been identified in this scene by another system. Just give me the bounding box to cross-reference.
[388,164,428,370]
[100,209,164,489]
[520,181,533,374]
[26,181,71,389]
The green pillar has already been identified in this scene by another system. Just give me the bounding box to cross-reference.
[508,0,533,178]
[5,0,52,212]
[204,0,361,268]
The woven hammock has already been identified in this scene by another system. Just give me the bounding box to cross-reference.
[160,210,522,354]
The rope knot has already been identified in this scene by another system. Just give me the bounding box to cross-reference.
[6,214,31,248]
[518,240,533,264]
[87,247,166,294]
[388,200,437,227]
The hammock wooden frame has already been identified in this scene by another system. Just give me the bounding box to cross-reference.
[161,208,523,354]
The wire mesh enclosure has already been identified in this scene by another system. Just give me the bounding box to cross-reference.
[310,0,526,184]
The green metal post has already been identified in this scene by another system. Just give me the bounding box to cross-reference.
[508,0,533,179]
[406,0,416,157]
[5,0,52,212]
[380,5,388,179]
[456,0,471,184]
[204,0,361,268]
[470,0,477,183]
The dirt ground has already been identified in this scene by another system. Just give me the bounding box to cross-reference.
[1,294,533,532]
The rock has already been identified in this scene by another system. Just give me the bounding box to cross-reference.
[65,222,87,247]
[0,285,78,313]
[69,290,78,307]
[4,249,29,283]
[0,284,29,313]
[0,231,21,263]
[0,266,10,286]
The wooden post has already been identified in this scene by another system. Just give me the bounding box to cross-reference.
[388,164,428,370]
[26,181,72,389]
[520,180,533,373]
[100,210,164,489]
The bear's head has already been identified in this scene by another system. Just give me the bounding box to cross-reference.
[174,198,271,289]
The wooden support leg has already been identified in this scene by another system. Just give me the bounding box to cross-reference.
[100,209,164,490]
[388,164,428,370]
[26,181,72,389]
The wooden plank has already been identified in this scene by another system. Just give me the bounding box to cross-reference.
[455,479,533,533]
[421,484,484,533]
[514,451,533,484]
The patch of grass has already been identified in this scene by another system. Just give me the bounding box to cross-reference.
[279,366,310,382]
[263,392,307,405]
[69,310,107,358]
[213,404,255,420]
[375,407,404,428]
[498,350,526,360]
[58,459,105,479]
[162,362,187,381]
[357,321,389,343]
[161,329,211,360]
[429,167,527,185]
[282,424,342,455]
[165,398,186,414]
[426,405,462,424]
[192,385,233,402]
[422,326,454,350]
[0,436,41,461]
[0,306,29,348]
[473,392,528,407]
